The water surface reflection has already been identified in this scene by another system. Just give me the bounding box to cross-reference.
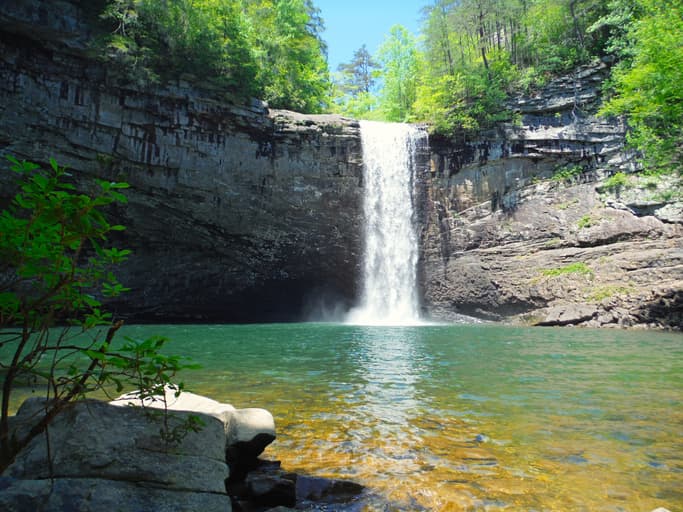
[109,323,682,511]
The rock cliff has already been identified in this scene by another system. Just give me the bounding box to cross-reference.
[420,63,682,329]
[0,1,680,328]
[0,0,363,322]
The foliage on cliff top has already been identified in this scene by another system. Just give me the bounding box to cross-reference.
[333,0,682,177]
[334,0,610,130]
[0,156,196,471]
[97,0,330,113]
[600,0,683,175]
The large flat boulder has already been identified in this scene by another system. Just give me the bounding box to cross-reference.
[0,477,232,512]
[112,386,276,456]
[3,398,233,512]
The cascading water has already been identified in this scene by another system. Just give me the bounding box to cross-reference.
[347,121,427,325]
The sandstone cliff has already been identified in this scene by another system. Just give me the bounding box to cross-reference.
[420,63,682,329]
[0,0,363,322]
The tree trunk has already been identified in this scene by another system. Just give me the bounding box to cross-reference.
[569,0,586,49]
[479,12,489,71]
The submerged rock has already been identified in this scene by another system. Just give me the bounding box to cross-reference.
[296,475,365,504]
[228,459,365,512]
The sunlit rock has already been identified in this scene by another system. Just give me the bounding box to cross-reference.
[113,385,276,458]
[2,398,232,512]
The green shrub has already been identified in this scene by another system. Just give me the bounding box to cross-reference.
[603,172,630,191]
[541,262,593,278]
[0,156,197,471]
[552,164,584,182]
[577,214,594,229]
[588,284,634,302]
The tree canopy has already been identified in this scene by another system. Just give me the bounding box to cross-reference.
[99,0,330,112]
[330,0,681,174]
[95,0,682,173]
[600,0,683,174]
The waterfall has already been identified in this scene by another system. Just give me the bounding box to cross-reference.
[347,121,427,326]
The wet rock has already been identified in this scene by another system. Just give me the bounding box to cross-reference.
[536,305,598,326]
[296,475,364,504]
[229,460,365,511]
[245,472,296,508]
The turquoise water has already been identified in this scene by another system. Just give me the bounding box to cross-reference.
[111,323,683,511]
[8,323,680,510]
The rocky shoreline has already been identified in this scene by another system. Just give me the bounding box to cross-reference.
[1,389,676,512]
[0,389,366,512]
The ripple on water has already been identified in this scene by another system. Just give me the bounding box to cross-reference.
[91,323,683,512]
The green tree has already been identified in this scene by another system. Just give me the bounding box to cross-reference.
[376,25,421,122]
[99,0,330,112]
[517,0,606,72]
[100,0,258,92]
[420,0,458,76]
[587,0,641,60]
[331,44,381,119]
[246,0,330,112]
[336,45,379,97]
[0,157,195,471]
[600,0,683,174]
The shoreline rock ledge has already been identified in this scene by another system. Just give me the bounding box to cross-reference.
[0,388,364,512]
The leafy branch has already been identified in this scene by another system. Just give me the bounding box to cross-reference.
[0,156,196,471]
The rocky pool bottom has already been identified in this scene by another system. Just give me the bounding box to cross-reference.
[3,322,682,510]
[1,388,369,512]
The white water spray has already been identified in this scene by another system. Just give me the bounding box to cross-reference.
[347,121,427,326]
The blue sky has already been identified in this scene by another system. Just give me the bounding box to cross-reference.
[314,1,424,73]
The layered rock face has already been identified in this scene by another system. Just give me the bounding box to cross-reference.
[0,0,363,322]
[420,63,683,328]
[1,1,680,327]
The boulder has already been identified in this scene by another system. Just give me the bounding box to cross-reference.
[3,393,366,512]
[113,386,276,481]
[112,385,276,459]
[229,407,277,449]
[0,477,232,512]
[3,398,232,512]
